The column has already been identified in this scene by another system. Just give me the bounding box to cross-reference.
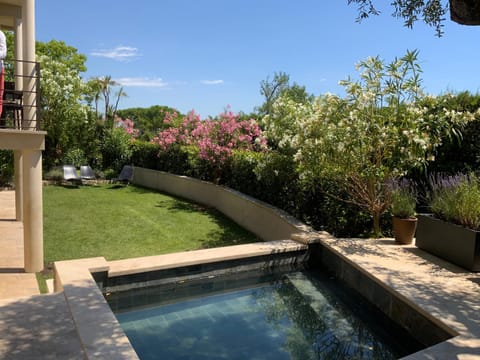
[23,149,43,273]
[15,17,23,88]
[14,150,23,221]
[22,0,36,130]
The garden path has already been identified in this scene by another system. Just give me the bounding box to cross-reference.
[0,190,39,298]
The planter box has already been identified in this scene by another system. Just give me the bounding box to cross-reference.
[416,214,480,271]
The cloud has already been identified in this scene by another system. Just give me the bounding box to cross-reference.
[90,46,140,62]
[201,79,224,85]
[114,77,168,87]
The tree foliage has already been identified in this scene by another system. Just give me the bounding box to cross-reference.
[117,105,182,141]
[257,71,313,117]
[279,50,473,236]
[348,0,448,36]
[37,40,95,168]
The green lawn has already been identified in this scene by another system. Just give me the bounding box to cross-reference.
[43,184,260,265]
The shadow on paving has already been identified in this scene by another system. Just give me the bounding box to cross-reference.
[0,293,85,359]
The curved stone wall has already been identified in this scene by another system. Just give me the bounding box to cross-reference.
[131,167,311,241]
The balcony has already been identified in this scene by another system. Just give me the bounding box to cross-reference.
[0,59,41,131]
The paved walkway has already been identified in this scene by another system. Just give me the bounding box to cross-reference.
[0,190,39,299]
[321,236,480,359]
[0,190,86,358]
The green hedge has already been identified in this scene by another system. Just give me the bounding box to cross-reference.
[0,150,13,187]
[130,141,378,237]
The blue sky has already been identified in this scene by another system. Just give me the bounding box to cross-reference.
[36,1,480,117]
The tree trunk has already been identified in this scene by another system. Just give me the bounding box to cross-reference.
[372,210,382,238]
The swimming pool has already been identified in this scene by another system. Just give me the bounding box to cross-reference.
[106,266,423,359]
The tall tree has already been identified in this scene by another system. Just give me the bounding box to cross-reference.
[36,40,94,167]
[111,86,128,121]
[99,75,117,123]
[257,71,313,117]
[85,78,103,120]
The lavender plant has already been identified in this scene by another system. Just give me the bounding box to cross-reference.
[428,173,480,230]
[390,178,417,218]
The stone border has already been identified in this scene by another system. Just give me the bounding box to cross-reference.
[53,258,139,359]
[315,234,480,360]
[53,240,308,359]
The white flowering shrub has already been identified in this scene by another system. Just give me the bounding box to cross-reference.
[261,97,313,154]
[38,53,97,168]
[285,50,473,236]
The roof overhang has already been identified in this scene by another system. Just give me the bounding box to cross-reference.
[0,1,22,30]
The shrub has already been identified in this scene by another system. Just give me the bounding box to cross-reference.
[151,109,267,182]
[0,150,13,187]
[390,179,417,218]
[62,148,87,168]
[103,168,117,180]
[101,127,133,172]
[299,177,374,237]
[427,173,480,230]
[131,141,160,170]
[44,168,63,182]
[281,51,472,236]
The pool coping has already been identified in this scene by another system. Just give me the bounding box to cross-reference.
[298,232,480,360]
[54,235,480,360]
[53,240,308,359]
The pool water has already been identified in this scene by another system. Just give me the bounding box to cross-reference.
[108,269,422,359]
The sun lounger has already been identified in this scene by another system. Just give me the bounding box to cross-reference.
[80,165,96,180]
[112,165,133,184]
[63,165,82,185]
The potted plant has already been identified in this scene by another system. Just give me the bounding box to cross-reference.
[390,178,417,244]
[416,173,480,271]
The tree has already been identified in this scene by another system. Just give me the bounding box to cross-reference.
[348,0,480,36]
[36,40,87,73]
[37,41,95,168]
[257,71,313,117]
[288,50,473,236]
[117,105,182,141]
[111,86,127,120]
[85,78,103,119]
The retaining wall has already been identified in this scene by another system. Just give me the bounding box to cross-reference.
[131,167,310,241]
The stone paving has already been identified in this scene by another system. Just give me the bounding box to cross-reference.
[317,235,480,360]
[0,190,39,299]
[0,190,86,358]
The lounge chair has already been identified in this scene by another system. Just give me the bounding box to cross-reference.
[112,165,133,184]
[80,165,96,180]
[63,165,82,185]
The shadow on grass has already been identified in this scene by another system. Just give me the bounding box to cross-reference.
[155,198,210,213]
[151,189,260,248]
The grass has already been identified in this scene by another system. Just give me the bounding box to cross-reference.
[43,183,260,266]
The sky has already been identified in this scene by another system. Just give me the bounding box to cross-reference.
[35,1,480,118]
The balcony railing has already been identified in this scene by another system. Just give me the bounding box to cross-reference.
[0,59,41,131]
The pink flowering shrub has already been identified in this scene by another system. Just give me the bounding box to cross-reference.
[114,117,139,138]
[152,109,267,167]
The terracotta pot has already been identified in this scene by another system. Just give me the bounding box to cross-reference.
[392,216,417,245]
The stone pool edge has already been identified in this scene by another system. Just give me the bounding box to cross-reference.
[53,239,308,359]
[54,234,480,360]
[300,232,480,360]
